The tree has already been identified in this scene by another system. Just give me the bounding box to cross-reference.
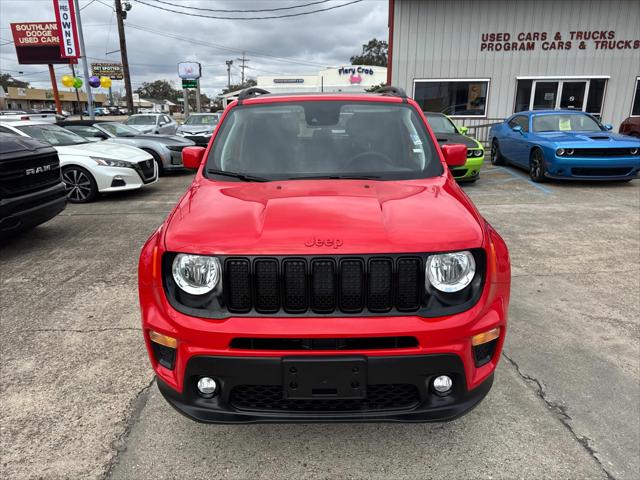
[350,38,388,67]
[0,73,30,90]
[134,79,180,102]
[221,78,257,95]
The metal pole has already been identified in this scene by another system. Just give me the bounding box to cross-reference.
[73,0,93,119]
[115,0,134,114]
[183,88,189,118]
[225,60,232,90]
[48,64,62,115]
[71,63,82,119]
[195,78,201,113]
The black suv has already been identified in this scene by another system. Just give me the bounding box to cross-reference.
[0,133,67,238]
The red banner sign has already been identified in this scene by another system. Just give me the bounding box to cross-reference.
[53,0,80,59]
[10,22,60,47]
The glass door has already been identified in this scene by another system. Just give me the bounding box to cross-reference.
[559,81,587,110]
[531,81,559,109]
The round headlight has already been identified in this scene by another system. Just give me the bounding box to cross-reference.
[566,148,574,156]
[630,147,639,155]
[474,149,483,157]
[556,148,565,156]
[172,254,221,295]
[426,251,476,293]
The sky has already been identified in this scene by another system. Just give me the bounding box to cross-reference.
[0,0,388,98]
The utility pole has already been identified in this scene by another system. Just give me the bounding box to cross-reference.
[73,0,94,119]
[115,0,134,114]
[195,78,201,113]
[236,52,249,85]
[225,60,233,90]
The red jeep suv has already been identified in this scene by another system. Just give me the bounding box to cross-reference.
[138,87,510,423]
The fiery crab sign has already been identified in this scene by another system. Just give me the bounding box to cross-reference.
[53,0,80,59]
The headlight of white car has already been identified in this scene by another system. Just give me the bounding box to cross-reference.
[172,254,221,295]
[91,157,132,168]
[426,251,476,293]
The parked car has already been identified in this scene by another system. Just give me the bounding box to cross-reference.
[126,113,178,135]
[424,112,484,182]
[58,120,195,174]
[0,133,66,238]
[176,113,220,146]
[619,116,640,138]
[138,87,511,424]
[0,110,31,122]
[0,121,158,203]
[489,110,640,182]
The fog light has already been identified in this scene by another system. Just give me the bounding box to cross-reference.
[197,377,218,398]
[433,375,453,394]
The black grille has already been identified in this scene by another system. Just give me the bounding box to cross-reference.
[135,159,156,183]
[230,336,419,350]
[0,152,61,198]
[571,148,634,157]
[224,256,423,315]
[230,384,419,412]
[571,167,633,177]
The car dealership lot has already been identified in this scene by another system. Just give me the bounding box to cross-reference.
[0,167,638,479]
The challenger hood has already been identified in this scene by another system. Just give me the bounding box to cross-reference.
[165,179,484,255]
[433,133,480,149]
[56,142,151,162]
[538,131,640,146]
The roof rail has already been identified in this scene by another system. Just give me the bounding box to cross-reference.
[374,85,408,100]
[237,87,270,104]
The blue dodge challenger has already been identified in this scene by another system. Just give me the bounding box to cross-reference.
[489,110,640,182]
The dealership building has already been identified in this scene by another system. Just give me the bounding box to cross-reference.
[388,0,640,130]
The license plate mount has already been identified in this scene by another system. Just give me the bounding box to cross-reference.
[282,356,367,400]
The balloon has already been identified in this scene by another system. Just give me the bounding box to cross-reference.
[61,75,74,87]
[100,76,112,88]
[88,76,100,88]
[73,77,83,89]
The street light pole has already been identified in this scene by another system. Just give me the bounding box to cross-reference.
[73,0,94,119]
[225,60,233,90]
[115,0,134,114]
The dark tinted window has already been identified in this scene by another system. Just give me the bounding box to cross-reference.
[514,80,533,112]
[586,79,607,115]
[632,79,640,116]
[508,115,529,132]
[414,80,488,116]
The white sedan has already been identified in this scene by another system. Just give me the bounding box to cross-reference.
[0,121,158,203]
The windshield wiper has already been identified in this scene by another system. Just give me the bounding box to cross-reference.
[288,175,381,180]
[206,169,270,182]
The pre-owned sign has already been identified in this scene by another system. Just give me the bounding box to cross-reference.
[53,0,80,59]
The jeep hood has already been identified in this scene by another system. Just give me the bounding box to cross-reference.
[164,179,484,255]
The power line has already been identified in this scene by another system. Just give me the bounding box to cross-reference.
[148,0,332,13]
[132,0,363,20]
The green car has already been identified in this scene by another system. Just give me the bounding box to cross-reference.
[424,112,484,182]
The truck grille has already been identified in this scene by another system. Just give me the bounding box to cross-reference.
[0,151,61,198]
[571,148,634,157]
[229,384,420,412]
[224,256,423,315]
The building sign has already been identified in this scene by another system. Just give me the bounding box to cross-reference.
[53,0,80,58]
[338,66,375,75]
[10,22,59,46]
[91,63,124,79]
[273,78,305,84]
[178,62,201,79]
[480,30,640,52]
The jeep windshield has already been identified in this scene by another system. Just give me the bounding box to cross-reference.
[206,101,442,181]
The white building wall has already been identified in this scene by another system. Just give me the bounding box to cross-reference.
[391,0,640,128]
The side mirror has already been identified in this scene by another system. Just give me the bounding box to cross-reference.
[512,125,523,134]
[441,144,467,167]
[458,126,468,135]
[603,123,613,131]
[95,131,109,140]
[182,146,206,170]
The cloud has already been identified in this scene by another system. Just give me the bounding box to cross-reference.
[0,0,388,97]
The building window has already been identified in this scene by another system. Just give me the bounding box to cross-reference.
[514,78,608,116]
[632,78,640,116]
[413,79,489,117]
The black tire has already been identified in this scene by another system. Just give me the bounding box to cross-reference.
[529,149,547,183]
[490,139,505,165]
[142,148,164,176]
[62,166,98,203]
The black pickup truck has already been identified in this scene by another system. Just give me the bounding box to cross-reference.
[0,133,67,238]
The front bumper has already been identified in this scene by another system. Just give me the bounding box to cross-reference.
[452,156,484,181]
[95,163,158,193]
[0,182,66,236]
[157,354,494,423]
[546,155,640,180]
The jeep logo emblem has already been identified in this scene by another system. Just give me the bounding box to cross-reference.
[304,237,343,248]
[25,165,51,175]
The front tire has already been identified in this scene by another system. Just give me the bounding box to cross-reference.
[62,166,98,203]
[529,149,547,183]
[491,139,505,165]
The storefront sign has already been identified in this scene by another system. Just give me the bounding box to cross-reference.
[53,0,80,59]
[91,63,123,80]
[273,78,305,84]
[480,30,640,52]
[10,22,59,46]
[178,62,201,79]
[338,66,375,75]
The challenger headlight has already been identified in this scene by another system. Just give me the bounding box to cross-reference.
[426,251,476,293]
[474,148,483,157]
[556,148,565,156]
[630,147,639,155]
[91,157,132,168]
[172,254,221,295]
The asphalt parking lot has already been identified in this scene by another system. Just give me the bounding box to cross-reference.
[1,165,638,479]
